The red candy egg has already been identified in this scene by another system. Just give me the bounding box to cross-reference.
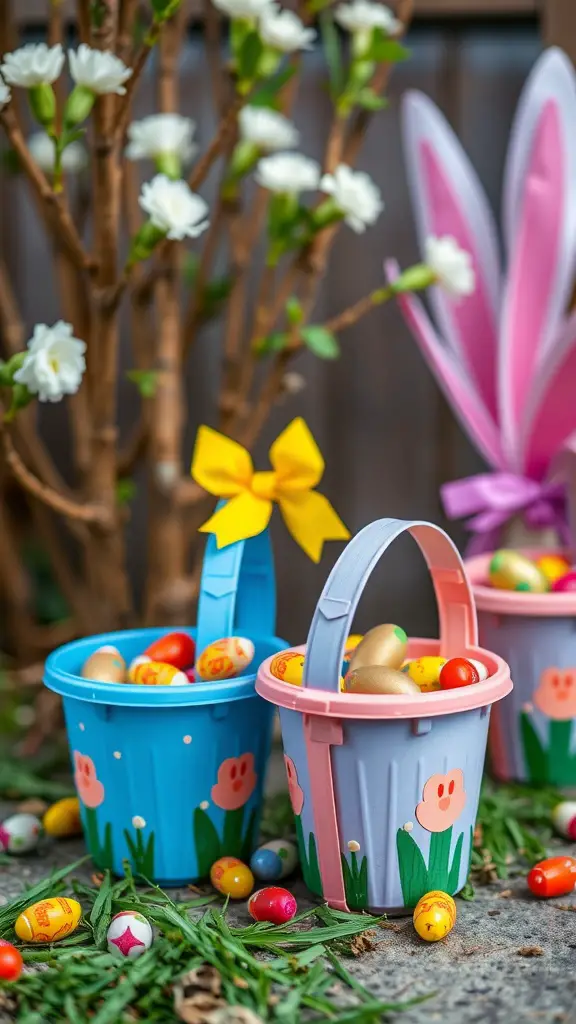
[0,939,23,981]
[248,886,297,925]
[552,571,576,593]
[144,632,195,670]
[527,856,576,898]
[439,658,480,691]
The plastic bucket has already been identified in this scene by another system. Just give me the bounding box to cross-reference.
[257,518,512,915]
[466,549,576,787]
[44,529,285,885]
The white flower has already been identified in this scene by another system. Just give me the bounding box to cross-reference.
[334,0,401,36]
[212,0,274,17]
[126,114,197,163]
[239,106,299,151]
[259,7,316,52]
[139,174,210,240]
[14,321,86,403]
[1,43,64,88]
[28,131,88,174]
[0,78,11,108]
[320,164,384,233]
[424,235,476,298]
[255,152,320,194]
[68,44,132,96]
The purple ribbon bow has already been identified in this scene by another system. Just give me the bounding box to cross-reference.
[441,472,568,555]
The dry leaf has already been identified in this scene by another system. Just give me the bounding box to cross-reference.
[498,889,512,899]
[473,823,483,847]
[174,964,226,1024]
[208,1010,265,1024]
[349,929,378,956]
[487,910,501,917]
[232,977,249,990]
[517,946,544,957]
[17,798,47,815]
[378,921,403,933]
[91,872,105,887]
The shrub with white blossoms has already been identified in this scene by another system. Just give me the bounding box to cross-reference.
[0,0,477,741]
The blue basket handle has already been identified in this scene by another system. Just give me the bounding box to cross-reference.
[303,517,478,691]
[196,523,276,655]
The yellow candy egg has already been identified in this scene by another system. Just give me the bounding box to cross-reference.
[132,661,188,686]
[488,550,548,593]
[128,654,151,682]
[404,656,446,692]
[344,634,364,658]
[413,890,456,942]
[81,646,126,684]
[270,651,305,686]
[15,897,82,943]
[537,554,571,585]
[43,798,82,838]
[210,856,254,899]
[197,637,255,681]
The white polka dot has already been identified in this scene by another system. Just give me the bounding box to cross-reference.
[183,735,192,745]
[79,723,85,731]
[403,821,414,832]
[347,840,360,852]
[522,702,534,714]
[132,815,146,829]
[199,801,209,811]
[113,751,122,760]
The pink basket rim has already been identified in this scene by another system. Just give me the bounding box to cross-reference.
[465,548,576,617]
[256,638,512,719]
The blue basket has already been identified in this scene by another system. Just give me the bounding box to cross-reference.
[44,528,285,885]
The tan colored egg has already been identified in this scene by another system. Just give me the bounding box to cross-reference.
[348,624,408,673]
[81,646,126,683]
[488,550,548,593]
[344,665,420,696]
[196,637,255,681]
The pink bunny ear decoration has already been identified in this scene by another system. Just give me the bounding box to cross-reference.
[498,48,576,468]
[401,89,501,422]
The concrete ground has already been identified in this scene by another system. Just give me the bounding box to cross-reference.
[1,749,576,1023]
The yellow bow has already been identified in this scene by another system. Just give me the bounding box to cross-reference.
[191,418,350,562]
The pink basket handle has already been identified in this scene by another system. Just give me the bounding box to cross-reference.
[303,518,478,691]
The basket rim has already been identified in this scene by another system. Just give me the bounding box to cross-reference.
[465,548,576,617]
[256,637,512,719]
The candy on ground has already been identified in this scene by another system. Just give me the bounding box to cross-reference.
[107,911,153,960]
[413,890,456,942]
[248,886,297,925]
[210,856,254,899]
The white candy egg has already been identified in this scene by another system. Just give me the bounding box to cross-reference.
[468,659,489,681]
[0,812,42,854]
[106,911,153,959]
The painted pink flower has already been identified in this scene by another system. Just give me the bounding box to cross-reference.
[73,752,105,809]
[284,755,304,816]
[416,769,466,833]
[211,753,257,811]
[534,669,576,720]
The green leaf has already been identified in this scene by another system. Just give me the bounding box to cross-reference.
[115,478,136,506]
[366,30,410,63]
[249,65,297,108]
[301,325,340,359]
[254,331,288,356]
[237,31,264,82]
[520,711,548,784]
[447,830,465,893]
[320,11,344,98]
[396,827,428,908]
[201,276,232,318]
[151,0,182,22]
[183,252,200,286]
[286,296,304,325]
[90,0,106,28]
[356,87,388,111]
[193,807,222,878]
[126,369,158,399]
[90,871,113,949]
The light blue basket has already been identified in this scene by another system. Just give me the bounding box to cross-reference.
[44,529,285,885]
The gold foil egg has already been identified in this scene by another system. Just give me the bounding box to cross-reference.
[404,656,446,692]
[196,637,255,681]
[81,646,126,684]
[15,897,82,943]
[413,890,456,942]
[488,550,548,593]
[344,665,420,696]
[270,651,305,686]
[43,798,82,838]
[348,624,408,673]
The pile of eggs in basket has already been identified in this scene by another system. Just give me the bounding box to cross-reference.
[270,624,490,696]
[80,631,255,686]
[487,550,576,593]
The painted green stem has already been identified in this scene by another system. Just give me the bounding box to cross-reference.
[548,719,576,786]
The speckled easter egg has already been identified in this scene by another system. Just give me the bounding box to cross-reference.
[131,660,188,686]
[81,646,126,683]
[196,637,255,681]
[468,658,489,681]
[537,555,571,585]
[344,665,420,696]
[250,840,298,882]
[210,857,254,899]
[15,897,82,943]
[144,632,195,670]
[413,891,456,942]
[43,798,82,838]
[106,911,153,960]
[403,656,446,692]
[488,550,548,593]
[551,801,576,840]
[270,651,305,686]
[0,813,42,854]
[348,624,407,673]
[248,887,297,925]
[552,571,576,593]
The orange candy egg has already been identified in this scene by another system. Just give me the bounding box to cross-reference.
[210,857,254,898]
[270,651,305,686]
[132,661,188,686]
[196,637,255,681]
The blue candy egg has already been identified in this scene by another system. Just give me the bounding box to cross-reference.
[250,840,298,881]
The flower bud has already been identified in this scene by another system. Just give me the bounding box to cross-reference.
[154,151,182,180]
[392,264,436,294]
[64,84,95,129]
[28,84,56,128]
[128,221,167,264]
